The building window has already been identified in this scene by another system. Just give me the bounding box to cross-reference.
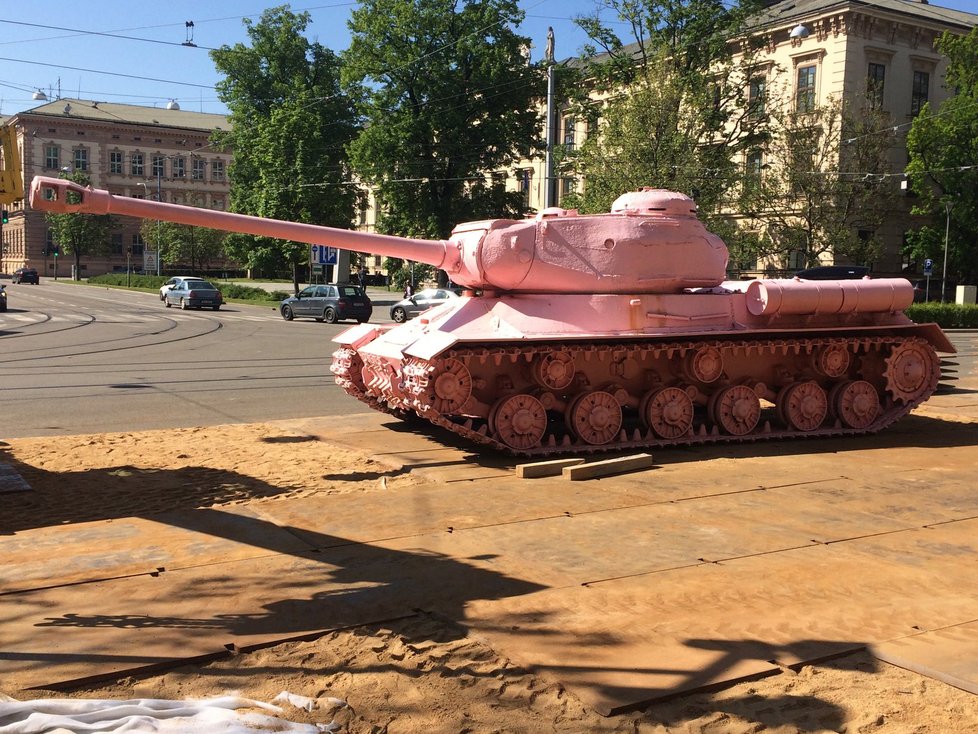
[748,77,766,117]
[745,150,763,185]
[73,148,89,171]
[131,234,144,257]
[130,152,144,176]
[211,160,225,181]
[110,150,124,174]
[152,155,166,179]
[172,157,186,178]
[44,144,60,170]
[788,250,806,270]
[867,63,885,110]
[562,116,576,149]
[796,65,817,112]
[111,233,123,255]
[212,197,225,211]
[192,157,206,180]
[911,70,929,116]
[519,168,532,207]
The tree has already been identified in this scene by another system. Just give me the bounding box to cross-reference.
[140,219,226,273]
[211,6,362,292]
[341,0,544,250]
[44,171,111,279]
[560,0,766,233]
[905,28,978,285]
[738,99,897,272]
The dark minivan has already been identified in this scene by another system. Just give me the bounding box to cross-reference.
[794,265,870,280]
[280,283,372,323]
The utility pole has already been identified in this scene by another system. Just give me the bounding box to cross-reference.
[544,27,556,209]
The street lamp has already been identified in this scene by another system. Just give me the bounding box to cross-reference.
[942,199,953,303]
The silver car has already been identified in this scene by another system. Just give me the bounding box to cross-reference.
[389,288,460,323]
[159,276,208,301]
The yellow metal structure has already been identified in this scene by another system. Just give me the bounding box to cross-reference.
[1,124,24,205]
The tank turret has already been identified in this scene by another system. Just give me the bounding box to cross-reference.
[29,175,954,456]
[30,177,726,293]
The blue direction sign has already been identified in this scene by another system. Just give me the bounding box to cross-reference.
[923,258,934,276]
[310,244,338,266]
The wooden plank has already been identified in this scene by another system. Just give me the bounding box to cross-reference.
[563,453,654,481]
[516,458,584,478]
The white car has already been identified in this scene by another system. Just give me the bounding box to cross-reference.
[159,276,209,302]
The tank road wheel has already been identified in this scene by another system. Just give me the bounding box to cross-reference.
[685,345,723,384]
[830,380,880,429]
[566,390,623,445]
[532,351,576,390]
[781,381,828,432]
[709,385,760,436]
[642,386,694,439]
[430,357,473,414]
[815,343,851,378]
[884,340,939,403]
[489,394,547,451]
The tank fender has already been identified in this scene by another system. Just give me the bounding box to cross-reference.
[904,322,956,353]
[746,278,913,316]
[334,323,384,348]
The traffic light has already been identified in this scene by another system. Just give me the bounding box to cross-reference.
[41,247,48,256]
[1,210,8,224]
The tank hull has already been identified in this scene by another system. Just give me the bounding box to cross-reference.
[332,284,952,456]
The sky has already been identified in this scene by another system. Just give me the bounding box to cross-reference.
[0,0,618,116]
[2,0,977,118]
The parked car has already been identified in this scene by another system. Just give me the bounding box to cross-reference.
[794,265,870,280]
[280,283,372,323]
[159,275,209,301]
[163,279,223,310]
[389,287,461,323]
[12,267,39,284]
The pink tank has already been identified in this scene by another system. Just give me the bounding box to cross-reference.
[31,176,953,455]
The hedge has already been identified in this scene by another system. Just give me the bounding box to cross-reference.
[906,302,978,330]
[86,274,287,302]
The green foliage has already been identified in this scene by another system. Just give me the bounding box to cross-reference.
[738,100,896,270]
[140,219,226,271]
[86,273,285,302]
[906,302,978,329]
[342,0,544,241]
[210,7,362,289]
[905,28,978,284]
[562,0,762,224]
[44,171,112,280]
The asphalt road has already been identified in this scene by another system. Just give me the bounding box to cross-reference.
[0,280,374,439]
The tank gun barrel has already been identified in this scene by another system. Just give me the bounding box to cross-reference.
[29,176,454,271]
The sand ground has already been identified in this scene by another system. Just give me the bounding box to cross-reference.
[3,421,978,733]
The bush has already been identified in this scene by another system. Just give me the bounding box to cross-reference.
[907,302,978,329]
[86,274,283,303]
[88,273,169,289]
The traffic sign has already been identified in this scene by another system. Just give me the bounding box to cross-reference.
[923,258,933,277]
[144,250,158,272]
[310,244,338,265]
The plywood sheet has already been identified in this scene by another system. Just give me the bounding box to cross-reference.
[872,621,978,695]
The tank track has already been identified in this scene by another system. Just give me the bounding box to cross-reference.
[332,333,942,457]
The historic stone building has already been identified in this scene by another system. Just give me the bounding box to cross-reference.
[2,99,231,278]
[513,0,977,276]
